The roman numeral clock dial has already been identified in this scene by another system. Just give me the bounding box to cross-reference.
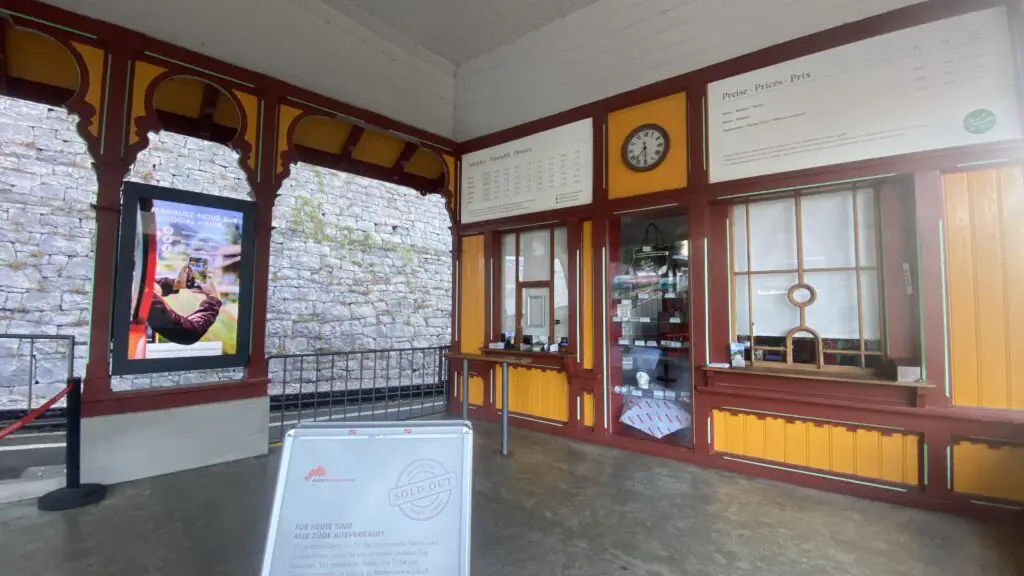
[622,124,670,172]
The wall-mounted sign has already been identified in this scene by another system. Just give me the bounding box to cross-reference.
[460,119,593,223]
[111,182,256,375]
[261,422,474,576]
[707,7,1022,183]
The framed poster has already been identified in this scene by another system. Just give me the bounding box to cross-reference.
[460,118,593,223]
[707,6,1022,183]
[111,182,256,375]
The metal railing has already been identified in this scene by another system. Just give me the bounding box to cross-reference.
[0,334,77,434]
[267,346,450,443]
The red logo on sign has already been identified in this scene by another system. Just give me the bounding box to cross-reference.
[305,465,327,482]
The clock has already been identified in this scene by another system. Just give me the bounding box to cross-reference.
[622,123,669,172]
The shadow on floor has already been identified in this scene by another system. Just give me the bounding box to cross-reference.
[0,422,1020,575]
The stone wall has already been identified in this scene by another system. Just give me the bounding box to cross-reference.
[0,97,452,407]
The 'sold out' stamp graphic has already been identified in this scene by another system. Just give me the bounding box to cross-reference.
[388,459,456,521]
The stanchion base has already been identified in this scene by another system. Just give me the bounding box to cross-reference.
[499,450,510,458]
[37,484,107,511]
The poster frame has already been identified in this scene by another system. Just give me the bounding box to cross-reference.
[110,181,257,376]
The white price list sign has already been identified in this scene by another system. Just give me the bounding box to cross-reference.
[707,7,1022,183]
[261,422,474,576]
[460,118,593,223]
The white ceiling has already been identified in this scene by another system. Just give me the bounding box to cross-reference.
[323,0,603,66]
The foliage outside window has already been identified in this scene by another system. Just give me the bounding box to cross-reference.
[731,186,883,371]
[501,226,569,349]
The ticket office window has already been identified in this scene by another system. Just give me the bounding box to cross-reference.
[730,186,894,373]
[500,226,570,351]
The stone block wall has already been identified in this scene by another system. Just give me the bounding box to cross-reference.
[0,97,452,407]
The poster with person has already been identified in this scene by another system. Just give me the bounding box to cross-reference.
[112,182,255,375]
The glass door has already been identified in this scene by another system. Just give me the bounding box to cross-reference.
[607,210,693,447]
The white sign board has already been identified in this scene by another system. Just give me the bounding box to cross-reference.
[460,119,593,223]
[261,422,474,576]
[707,7,1022,183]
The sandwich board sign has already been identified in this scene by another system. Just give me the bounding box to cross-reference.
[260,421,474,576]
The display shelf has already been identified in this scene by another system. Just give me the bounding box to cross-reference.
[613,385,691,402]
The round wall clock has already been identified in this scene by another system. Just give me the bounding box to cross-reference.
[622,123,669,172]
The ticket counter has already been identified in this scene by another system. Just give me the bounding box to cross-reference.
[449,2,1024,518]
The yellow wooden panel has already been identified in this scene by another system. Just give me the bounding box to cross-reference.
[129,61,167,146]
[276,105,303,175]
[854,429,881,480]
[213,94,241,128]
[581,221,594,370]
[763,417,787,462]
[495,368,568,421]
[944,172,981,407]
[743,416,766,459]
[293,116,351,154]
[953,441,1024,502]
[233,90,259,171]
[351,130,405,167]
[725,413,745,455]
[944,167,1024,409]
[714,410,919,485]
[970,171,1010,408]
[878,433,905,484]
[6,24,78,90]
[469,375,485,407]
[582,392,595,427]
[403,148,444,179]
[783,420,808,467]
[902,436,919,485]
[712,409,727,452]
[829,427,856,475]
[153,77,204,118]
[70,42,104,137]
[607,93,688,199]
[1000,168,1024,410]
[807,424,831,471]
[459,235,485,354]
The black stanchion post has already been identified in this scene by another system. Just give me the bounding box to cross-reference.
[38,377,107,511]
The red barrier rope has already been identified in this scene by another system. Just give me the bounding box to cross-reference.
[0,384,71,441]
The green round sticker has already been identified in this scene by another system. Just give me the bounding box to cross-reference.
[963,109,997,135]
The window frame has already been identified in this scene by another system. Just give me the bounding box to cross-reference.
[729,185,887,373]
[498,224,571,350]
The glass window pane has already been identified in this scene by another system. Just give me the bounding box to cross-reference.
[732,205,748,273]
[521,287,550,345]
[801,191,855,269]
[804,270,859,339]
[501,234,516,340]
[553,227,569,343]
[750,273,800,337]
[856,188,878,267]
[860,269,881,340]
[735,274,750,337]
[748,198,797,271]
[520,229,550,281]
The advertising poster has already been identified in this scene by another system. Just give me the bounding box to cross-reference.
[112,182,255,375]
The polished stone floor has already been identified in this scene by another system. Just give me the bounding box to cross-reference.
[0,422,1020,575]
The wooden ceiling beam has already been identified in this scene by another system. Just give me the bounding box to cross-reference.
[296,144,442,195]
[0,22,8,95]
[339,125,365,160]
[393,140,419,169]
[4,78,73,107]
[196,83,220,140]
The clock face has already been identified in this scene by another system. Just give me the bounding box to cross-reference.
[622,124,669,172]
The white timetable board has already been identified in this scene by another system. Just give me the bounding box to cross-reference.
[261,421,474,576]
[708,7,1022,183]
[460,119,593,223]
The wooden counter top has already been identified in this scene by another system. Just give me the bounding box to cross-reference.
[700,364,935,389]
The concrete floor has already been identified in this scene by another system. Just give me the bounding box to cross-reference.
[0,422,1020,576]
